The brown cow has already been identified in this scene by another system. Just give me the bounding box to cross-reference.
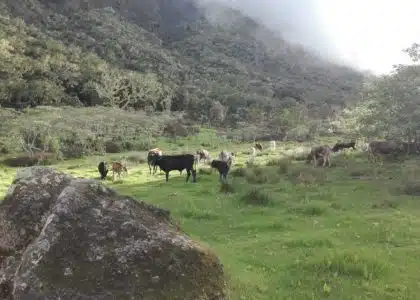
[368,140,405,163]
[148,148,163,174]
[111,162,128,180]
[255,143,263,151]
[306,145,332,167]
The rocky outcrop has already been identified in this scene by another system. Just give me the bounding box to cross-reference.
[0,166,226,300]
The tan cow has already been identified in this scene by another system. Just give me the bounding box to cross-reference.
[111,162,128,180]
[196,149,212,164]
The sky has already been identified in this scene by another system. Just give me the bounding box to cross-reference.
[204,0,420,75]
[317,0,420,74]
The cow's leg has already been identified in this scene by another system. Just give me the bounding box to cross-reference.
[148,162,152,174]
[192,170,197,183]
[165,171,169,182]
[186,169,191,182]
[312,154,317,168]
[368,150,374,162]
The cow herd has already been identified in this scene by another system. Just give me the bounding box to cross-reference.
[306,139,420,167]
[96,139,420,184]
[97,147,237,183]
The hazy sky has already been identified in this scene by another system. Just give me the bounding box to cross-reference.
[317,0,420,74]
[205,0,420,75]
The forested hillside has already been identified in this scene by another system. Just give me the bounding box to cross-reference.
[0,0,364,128]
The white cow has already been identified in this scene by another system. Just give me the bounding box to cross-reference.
[219,150,235,167]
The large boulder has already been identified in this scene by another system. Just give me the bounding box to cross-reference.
[0,166,226,299]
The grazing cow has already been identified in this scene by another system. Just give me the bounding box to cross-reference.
[255,143,263,151]
[270,140,276,151]
[210,160,230,182]
[196,149,212,164]
[153,154,196,182]
[148,148,163,174]
[332,141,356,152]
[219,150,236,167]
[306,145,332,167]
[98,161,108,180]
[368,140,404,163]
[111,162,128,181]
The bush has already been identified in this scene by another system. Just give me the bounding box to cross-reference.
[266,158,291,174]
[287,166,326,185]
[1,152,58,167]
[245,166,268,184]
[105,140,122,153]
[220,182,234,193]
[1,106,178,158]
[126,153,147,164]
[240,188,272,206]
[399,181,420,196]
[231,167,246,177]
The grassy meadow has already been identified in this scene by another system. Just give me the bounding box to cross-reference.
[1,131,420,299]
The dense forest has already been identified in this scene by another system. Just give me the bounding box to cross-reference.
[0,0,364,119]
[1,0,419,159]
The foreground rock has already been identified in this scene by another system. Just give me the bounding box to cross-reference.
[0,167,226,300]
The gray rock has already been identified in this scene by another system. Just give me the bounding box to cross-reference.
[0,167,226,300]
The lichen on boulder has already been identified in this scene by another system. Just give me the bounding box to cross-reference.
[0,166,226,299]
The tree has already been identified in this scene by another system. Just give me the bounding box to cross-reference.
[336,43,420,141]
[209,101,226,126]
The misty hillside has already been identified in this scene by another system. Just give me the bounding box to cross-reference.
[0,0,364,126]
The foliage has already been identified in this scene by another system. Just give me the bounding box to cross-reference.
[334,45,420,141]
[0,0,364,137]
[0,106,183,158]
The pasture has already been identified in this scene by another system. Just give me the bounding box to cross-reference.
[1,135,420,299]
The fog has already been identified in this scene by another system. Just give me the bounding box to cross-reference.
[199,0,420,75]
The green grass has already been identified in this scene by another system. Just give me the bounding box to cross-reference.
[1,140,420,299]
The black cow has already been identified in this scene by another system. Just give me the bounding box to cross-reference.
[210,160,230,182]
[152,154,197,182]
[332,141,356,152]
[98,161,108,180]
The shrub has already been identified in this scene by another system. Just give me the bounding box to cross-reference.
[220,182,234,193]
[240,188,272,206]
[266,158,291,174]
[126,153,147,164]
[104,140,122,153]
[231,167,246,177]
[399,181,420,196]
[1,152,58,167]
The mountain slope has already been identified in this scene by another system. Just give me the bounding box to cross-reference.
[0,0,364,127]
